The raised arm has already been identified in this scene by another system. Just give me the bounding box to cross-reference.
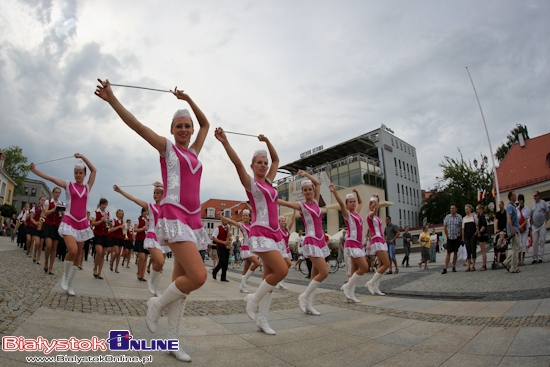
[75,153,97,190]
[95,79,167,156]
[354,188,363,213]
[298,169,320,203]
[287,210,297,232]
[278,199,301,211]
[330,183,348,219]
[214,127,251,191]
[113,185,148,210]
[368,193,380,219]
[259,135,279,183]
[29,163,66,189]
[172,89,210,156]
[218,212,240,228]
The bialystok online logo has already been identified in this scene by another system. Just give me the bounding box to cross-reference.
[2,330,179,355]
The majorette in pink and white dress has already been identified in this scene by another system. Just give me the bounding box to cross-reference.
[366,214,388,253]
[156,139,208,250]
[58,181,94,242]
[279,227,291,259]
[239,222,254,259]
[144,202,171,254]
[344,211,366,258]
[246,177,284,253]
[300,200,330,258]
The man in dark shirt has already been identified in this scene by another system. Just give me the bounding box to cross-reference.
[384,217,401,274]
[401,226,412,267]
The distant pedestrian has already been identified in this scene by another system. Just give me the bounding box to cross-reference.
[516,194,530,266]
[401,226,411,267]
[462,204,478,272]
[419,226,431,269]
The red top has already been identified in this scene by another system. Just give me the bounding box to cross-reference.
[93,210,109,237]
[135,217,147,241]
[28,207,41,229]
[44,200,61,227]
[111,218,123,239]
[215,225,228,248]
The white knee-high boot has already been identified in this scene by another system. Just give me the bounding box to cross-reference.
[366,272,383,295]
[240,269,253,292]
[166,298,191,362]
[299,280,321,315]
[341,272,362,301]
[244,280,274,320]
[146,282,187,333]
[277,280,288,290]
[148,270,162,297]
[373,274,385,296]
[256,292,275,335]
[66,265,78,296]
[61,260,73,291]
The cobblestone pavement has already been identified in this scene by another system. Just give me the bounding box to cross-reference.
[2,244,550,342]
[229,242,550,302]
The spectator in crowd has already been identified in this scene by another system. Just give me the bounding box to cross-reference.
[494,201,507,245]
[462,204,478,272]
[384,216,400,274]
[530,191,549,264]
[503,191,520,273]
[442,205,462,274]
[419,226,431,269]
[232,235,241,268]
[476,204,489,271]
[429,229,438,263]
[516,194,530,266]
[338,230,347,266]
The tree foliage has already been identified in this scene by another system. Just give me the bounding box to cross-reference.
[0,204,17,218]
[422,149,494,224]
[495,124,529,163]
[1,146,29,195]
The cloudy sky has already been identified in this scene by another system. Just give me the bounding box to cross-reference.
[1,0,549,218]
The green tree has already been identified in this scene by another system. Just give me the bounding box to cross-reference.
[1,146,29,195]
[422,149,494,224]
[0,204,17,218]
[495,124,529,163]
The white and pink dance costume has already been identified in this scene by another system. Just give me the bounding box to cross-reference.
[238,222,255,293]
[146,138,209,361]
[341,211,365,303]
[145,202,170,298]
[298,200,329,315]
[244,177,284,334]
[365,213,387,296]
[58,181,94,296]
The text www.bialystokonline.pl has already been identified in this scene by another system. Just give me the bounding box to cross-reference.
[25,355,153,364]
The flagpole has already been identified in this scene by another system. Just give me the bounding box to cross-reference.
[466,67,501,205]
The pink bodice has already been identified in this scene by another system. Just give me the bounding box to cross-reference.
[159,139,202,228]
[246,177,281,239]
[63,181,89,226]
[366,214,384,244]
[146,203,160,240]
[300,200,324,241]
[344,211,363,245]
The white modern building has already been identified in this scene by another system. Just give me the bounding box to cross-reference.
[364,125,422,228]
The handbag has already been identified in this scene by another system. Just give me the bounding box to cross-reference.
[518,207,526,233]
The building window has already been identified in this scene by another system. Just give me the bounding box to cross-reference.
[31,188,36,197]
[0,182,5,198]
[8,189,12,202]
[207,208,215,218]
[397,183,400,202]
[399,160,402,177]
[399,209,402,228]
[394,158,398,175]
[391,138,394,147]
[24,187,29,195]
[223,209,231,217]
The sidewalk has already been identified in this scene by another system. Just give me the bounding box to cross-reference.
[0,235,549,366]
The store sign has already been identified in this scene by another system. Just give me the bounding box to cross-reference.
[300,145,324,159]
